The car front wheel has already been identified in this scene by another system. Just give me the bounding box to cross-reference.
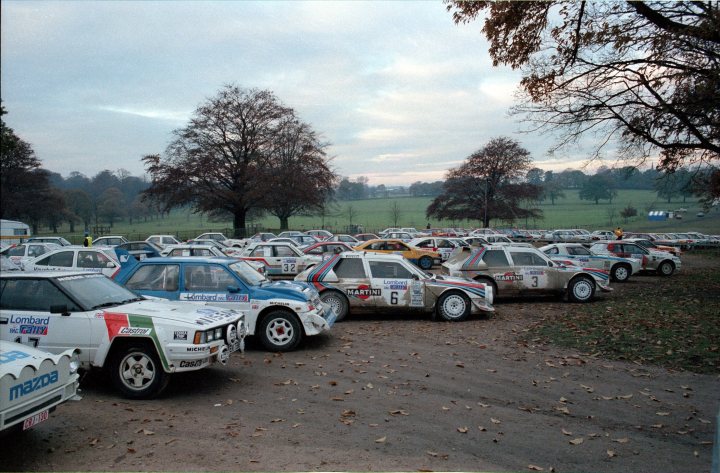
[611,263,631,282]
[658,260,675,276]
[320,291,349,322]
[110,343,170,399]
[258,310,302,352]
[437,291,471,322]
[568,276,595,303]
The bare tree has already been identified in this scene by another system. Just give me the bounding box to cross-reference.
[143,85,292,236]
[389,201,402,227]
[427,137,543,227]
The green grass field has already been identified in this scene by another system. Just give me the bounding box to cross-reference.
[38,189,719,242]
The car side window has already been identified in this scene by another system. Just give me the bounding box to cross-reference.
[544,247,559,255]
[333,258,367,279]
[274,246,296,257]
[78,251,111,268]
[510,251,546,266]
[37,251,74,267]
[568,246,591,256]
[416,240,432,248]
[369,261,413,279]
[482,250,509,267]
[368,242,385,251]
[126,264,179,291]
[6,246,27,257]
[28,245,46,257]
[437,239,453,248]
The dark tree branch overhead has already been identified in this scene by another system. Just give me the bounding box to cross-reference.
[445,0,720,191]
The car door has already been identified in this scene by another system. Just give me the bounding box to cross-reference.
[507,249,555,293]
[123,263,181,299]
[77,250,119,277]
[179,263,252,314]
[30,250,75,272]
[367,258,419,310]
[481,248,521,294]
[0,277,92,362]
[274,245,301,275]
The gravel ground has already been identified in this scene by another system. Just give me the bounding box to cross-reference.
[1,255,718,473]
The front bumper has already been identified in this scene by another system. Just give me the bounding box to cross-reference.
[299,304,334,336]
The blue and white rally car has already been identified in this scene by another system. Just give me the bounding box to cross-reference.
[539,243,642,282]
[113,252,335,352]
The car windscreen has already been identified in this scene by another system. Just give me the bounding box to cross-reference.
[228,261,268,286]
[56,274,141,310]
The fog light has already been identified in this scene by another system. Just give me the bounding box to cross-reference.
[215,327,222,339]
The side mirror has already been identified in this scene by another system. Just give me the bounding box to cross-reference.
[50,304,70,316]
[548,261,554,267]
[412,274,420,280]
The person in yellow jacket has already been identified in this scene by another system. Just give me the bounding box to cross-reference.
[83,231,93,247]
[613,227,623,240]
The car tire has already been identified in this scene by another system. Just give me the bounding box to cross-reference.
[110,343,170,399]
[418,255,433,270]
[568,276,595,303]
[436,291,471,322]
[475,277,498,298]
[658,260,675,277]
[258,310,302,352]
[320,291,349,322]
[610,263,631,282]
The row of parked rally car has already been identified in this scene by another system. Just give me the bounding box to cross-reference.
[0,228,686,431]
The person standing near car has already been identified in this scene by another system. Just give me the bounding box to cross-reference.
[83,231,93,247]
[614,227,623,240]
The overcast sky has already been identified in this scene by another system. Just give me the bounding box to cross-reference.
[2,1,601,186]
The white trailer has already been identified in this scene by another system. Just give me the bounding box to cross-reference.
[0,219,31,246]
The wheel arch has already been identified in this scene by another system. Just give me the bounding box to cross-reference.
[104,337,168,372]
[257,306,305,336]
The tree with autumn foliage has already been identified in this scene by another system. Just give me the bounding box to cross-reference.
[446,1,720,198]
[143,85,336,236]
[426,137,542,227]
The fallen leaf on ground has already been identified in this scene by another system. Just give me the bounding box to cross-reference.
[612,438,629,443]
[607,450,616,458]
[491,418,501,424]
[457,427,469,433]
[569,438,584,445]
[528,465,544,471]
[561,429,572,436]
[375,436,386,443]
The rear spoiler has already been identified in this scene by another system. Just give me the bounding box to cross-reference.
[112,248,139,280]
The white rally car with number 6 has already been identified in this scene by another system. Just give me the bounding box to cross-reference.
[0,272,246,399]
[295,252,493,322]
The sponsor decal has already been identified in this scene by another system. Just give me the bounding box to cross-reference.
[8,315,49,336]
[526,270,545,276]
[410,280,424,307]
[94,312,105,319]
[251,304,260,310]
[494,272,523,282]
[346,285,381,300]
[192,309,239,326]
[174,331,188,341]
[383,279,409,290]
[180,293,249,303]
[0,350,30,365]
[10,371,59,401]
[179,360,204,368]
[119,327,152,336]
[186,346,209,352]
[103,312,169,371]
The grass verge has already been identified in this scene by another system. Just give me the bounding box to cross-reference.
[525,251,720,374]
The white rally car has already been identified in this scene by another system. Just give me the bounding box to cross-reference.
[540,243,642,282]
[23,247,121,278]
[295,252,493,322]
[240,241,321,279]
[0,272,246,399]
[409,237,459,261]
[1,341,80,431]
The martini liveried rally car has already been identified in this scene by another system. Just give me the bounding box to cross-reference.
[0,271,246,399]
[0,340,80,431]
[295,252,494,322]
[442,245,612,302]
[113,252,334,352]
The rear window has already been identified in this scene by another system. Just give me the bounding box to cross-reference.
[126,264,179,291]
[482,250,509,267]
[333,258,366,279]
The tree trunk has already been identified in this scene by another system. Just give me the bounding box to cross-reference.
[233,210,247,238]
[69,221,75,233]
[279,216,289,230]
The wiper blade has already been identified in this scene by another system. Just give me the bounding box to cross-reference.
[91,302,121,310]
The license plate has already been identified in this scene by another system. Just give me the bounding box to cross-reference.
[22,410,49,430]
